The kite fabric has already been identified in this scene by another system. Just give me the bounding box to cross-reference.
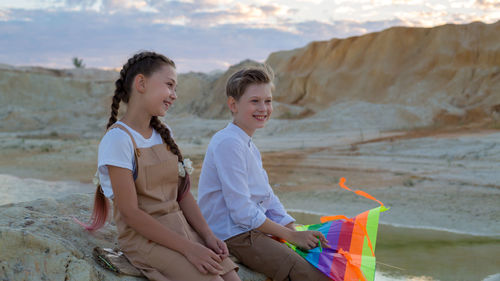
[283,177,389,281]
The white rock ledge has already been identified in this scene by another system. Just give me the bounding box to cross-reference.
[0,193,268,281]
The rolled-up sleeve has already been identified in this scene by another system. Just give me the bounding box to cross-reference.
[265,191,295,226]
[213,138,267,230]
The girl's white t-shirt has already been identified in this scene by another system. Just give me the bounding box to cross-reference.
[97,121,164,199]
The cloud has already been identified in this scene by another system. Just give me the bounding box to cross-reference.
[293,18,408,40]
[145,0,197,14]
[54,0,155,12]
[391,7,498,27]
[0,8,398,71]
[102,0,150,11]
[63,0,99,8]
[0,2,498,72]
[142,1,295,28]
[259,4,289,16]
[0,9,11,21]
[0,8,307,71]
[188,4,272,26]
[475,0,500,8]
[55,1,298,28]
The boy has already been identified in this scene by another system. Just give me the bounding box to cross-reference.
[198,65,330,281]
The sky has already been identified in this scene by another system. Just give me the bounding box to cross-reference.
[0,0,499,73]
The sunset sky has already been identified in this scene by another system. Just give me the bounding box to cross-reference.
[0,0,498,72]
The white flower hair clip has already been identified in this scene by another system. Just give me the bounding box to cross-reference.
[178,158,194,177]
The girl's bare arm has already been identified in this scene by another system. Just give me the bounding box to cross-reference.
[179,192,229,258]
[179,192,214,239]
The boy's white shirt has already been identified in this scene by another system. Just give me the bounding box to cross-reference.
[197,122,295,241]
[97,121,165,199]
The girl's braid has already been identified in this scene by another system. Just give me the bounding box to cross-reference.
[150,116,183,162]
[105,76,125,129]
[150,116,190,197]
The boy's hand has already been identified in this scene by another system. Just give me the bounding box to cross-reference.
[288,230,329,251]
[284,222,296,231]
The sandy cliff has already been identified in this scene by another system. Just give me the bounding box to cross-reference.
[171,60,264,119]
[174,20,500,124]
[1,21,499,134]
[266,21,500,123]
[0,65,116,135]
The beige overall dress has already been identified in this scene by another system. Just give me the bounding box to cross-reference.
[110,124,236,281]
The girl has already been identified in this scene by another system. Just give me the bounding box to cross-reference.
[82,51,239,281]
[197,65,331,281]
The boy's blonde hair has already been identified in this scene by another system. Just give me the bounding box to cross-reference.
[226,64,274,101]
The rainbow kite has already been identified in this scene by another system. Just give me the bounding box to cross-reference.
[284,178,389,281]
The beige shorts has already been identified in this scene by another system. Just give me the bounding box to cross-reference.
[225,230,330,281]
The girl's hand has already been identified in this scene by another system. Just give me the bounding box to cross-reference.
[288,230,329,251]
[183,242,224,274]
[204,234,229,259]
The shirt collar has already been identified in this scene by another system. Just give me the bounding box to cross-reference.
[227,122,252,147]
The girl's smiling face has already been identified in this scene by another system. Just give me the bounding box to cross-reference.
[229,82,273,137]
[143,64,177,117]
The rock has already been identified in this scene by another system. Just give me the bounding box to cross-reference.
[0,64,116,135]
[0,193,268,281]
[266,21,500,124]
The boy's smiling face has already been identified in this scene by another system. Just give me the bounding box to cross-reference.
[229,82,273,137]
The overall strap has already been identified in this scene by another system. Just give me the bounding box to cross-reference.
[108,123,140,171]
